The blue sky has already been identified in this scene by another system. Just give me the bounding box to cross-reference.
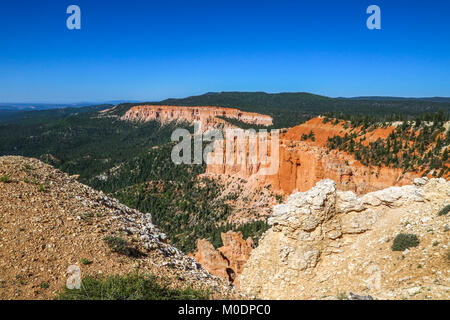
[0,0,449,103]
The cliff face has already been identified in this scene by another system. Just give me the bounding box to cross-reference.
[192,231,254,286]
[239,178,450,300]
[121,105,273,130]
[206,117,419,194]
[266,141,418,194]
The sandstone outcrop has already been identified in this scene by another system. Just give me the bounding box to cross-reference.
[239,178,450,300]
[192,231,254,285]
[121,105,273,131]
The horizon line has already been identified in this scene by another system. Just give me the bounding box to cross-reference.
[2,91,450,106]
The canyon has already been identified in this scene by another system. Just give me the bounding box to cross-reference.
[119,105,448,292]
[1,96,449,300]
[120,105,423,196]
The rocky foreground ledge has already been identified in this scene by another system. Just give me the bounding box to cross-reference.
[0,156,241,300]
[240,178,450,300]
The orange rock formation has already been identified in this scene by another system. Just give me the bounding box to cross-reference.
[206,117,421,195]
[121,105,273,130]
[192,231,254,285]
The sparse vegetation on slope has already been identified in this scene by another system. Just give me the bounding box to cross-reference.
[325,111,450,177]
[0,156,239,300]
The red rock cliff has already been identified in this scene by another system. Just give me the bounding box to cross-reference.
[121,105,273,130]
[206,117,421,195]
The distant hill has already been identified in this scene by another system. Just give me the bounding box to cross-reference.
[0,101,137,122]
[149,92,450,128]
[0,103,94,111]
[0,101,139,111]
[160,91,331,108]
[0,104,112,123]
[344,96,450,103]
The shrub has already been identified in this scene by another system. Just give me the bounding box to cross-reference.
[103,236,145,258]
[336,292,348,300]
[80,212,93,222]
[81,258,93,265]
[55,274,210,300]
[40,282,49,289]
[0,175,11,183]
[392,233,419,251]
[438,205,450,216]
[275,194,283,203]
[23,164,34,171]
[104,236,127,252]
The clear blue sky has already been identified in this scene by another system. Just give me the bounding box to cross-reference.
[0,0,449,103]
